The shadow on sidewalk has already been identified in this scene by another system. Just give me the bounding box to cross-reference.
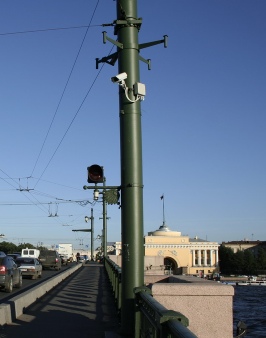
[0,264,120,338]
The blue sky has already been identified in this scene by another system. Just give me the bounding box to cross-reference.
[0,0,265,250]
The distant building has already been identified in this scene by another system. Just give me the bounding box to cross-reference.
[109,223,219,276]
[106,242,121,255]
[110,242,122,255]
[221,240,266,256]
[144,223,219,276]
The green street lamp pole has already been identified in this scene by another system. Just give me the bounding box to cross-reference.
[115,1,144,334]
[102,178,107,257]
[84,211,94,260]
[74,208,94,260]
[96,0,167,334]
[88,208,94,260]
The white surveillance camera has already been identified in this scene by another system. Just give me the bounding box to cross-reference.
[111,72,127,83]
[94,189,99,201]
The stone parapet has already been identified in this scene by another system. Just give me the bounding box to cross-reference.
[151,276,234,338]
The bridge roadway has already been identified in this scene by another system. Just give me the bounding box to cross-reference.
[0,262,121,338]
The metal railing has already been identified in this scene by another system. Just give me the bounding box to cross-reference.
[105,257,122,314]
[134,286,197,338]
[105,257,198,338]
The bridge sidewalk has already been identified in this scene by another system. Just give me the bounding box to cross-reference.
[0,262,121,338]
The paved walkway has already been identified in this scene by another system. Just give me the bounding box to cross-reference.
[0,263,121,338]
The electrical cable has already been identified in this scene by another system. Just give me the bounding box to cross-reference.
[31,0,101,180]
[33,44,114,188]
[125,87,140,103]
[0,2,111,221]
[30,176,84,191]
[0,168,19,190]
[0,25,102,36]
[0,173,92,232]
[0,201,89,206]
[0,168,49,214]
[0,173,92,206]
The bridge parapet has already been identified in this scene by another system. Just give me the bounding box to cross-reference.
[105,258,234,338]
[151,275,234,338]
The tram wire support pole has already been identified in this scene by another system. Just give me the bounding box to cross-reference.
[96,0,168,334]
[83,182,119,260]
[113,3,144,333]
[85,208,94,260]
[99,181,110,259]
[103,177,107,257]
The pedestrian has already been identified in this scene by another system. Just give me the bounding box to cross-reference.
[76,252,80,263]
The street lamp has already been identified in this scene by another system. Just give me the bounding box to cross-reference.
[84,209,94,260]
[72,209,95,260]
[95,234,103,261]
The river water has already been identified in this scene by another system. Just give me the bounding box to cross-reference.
[233,285,266,337]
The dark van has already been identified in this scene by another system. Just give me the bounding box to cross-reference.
[39,250,61,270]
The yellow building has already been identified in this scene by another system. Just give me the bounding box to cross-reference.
[144,223,219,276]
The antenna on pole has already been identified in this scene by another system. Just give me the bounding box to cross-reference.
[160,194,165,225]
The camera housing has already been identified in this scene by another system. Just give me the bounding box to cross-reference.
[111,72,127,83]
[111,72,146,102]
[93,189,99,201]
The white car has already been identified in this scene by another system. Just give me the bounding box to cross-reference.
[16,257,42,279]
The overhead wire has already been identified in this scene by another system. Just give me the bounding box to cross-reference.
[30,176,85,191]
[1,1,113,230]
[0,24,102,36]
[0,174,88,238]
[0,173,92,206]
[31,0,101,181]
[0,168,49,214]
[0,169,94,230]
[33,55,112,188]
[0,201,88,206]
[0,168,19,190]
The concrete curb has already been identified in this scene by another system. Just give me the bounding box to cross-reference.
[0,263,82,325]
[0,303,11,325]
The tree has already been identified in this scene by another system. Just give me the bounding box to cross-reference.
[234,250,245,274]
[219,245,235,275]
[17,243,35,252]
[243,249,256,275]
[0,241,18,254]
[257,247,266,274]
[0,241,41,255]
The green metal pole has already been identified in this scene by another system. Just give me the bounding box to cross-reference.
[115,0,144,335]
[103,178,107,257]
[90,208,94,260]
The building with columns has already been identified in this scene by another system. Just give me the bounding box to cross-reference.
[144,223,219,276]
[108,223,219,276]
